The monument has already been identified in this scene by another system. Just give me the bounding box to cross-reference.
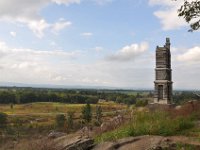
[154,38,173,104]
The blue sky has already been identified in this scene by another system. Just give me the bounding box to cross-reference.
[0,0,200,89]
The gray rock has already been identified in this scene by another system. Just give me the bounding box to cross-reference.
[48,131,66,139]
[61,138,94,150]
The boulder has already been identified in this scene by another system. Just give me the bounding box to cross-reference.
[48,131,66,139]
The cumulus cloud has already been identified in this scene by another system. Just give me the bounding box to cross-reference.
[0,0,117,37]
[177,46,200,64]
[0,40,82,83]
[10,31,16,37]
[52,0,81,5]
[0,0,76,38]
[94,46,103,52]
[52,21,72,32]
[2,39,200,89]
[50,41,57,46]
[149,0,187,30]
[106,42,149,62]
[81,32,93,37]
[92,0,114,5]
[0,40,155,88]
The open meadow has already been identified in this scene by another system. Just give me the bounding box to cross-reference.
[0,101,126,134]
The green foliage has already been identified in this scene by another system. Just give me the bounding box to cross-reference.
[10,103,13,109]
[0,112,7,128]
[82,103,92,123]
[176,0,200,32]
[55,114,66,129]
[95,111,194,143]
[176,143,197,150]
[0,87,153,106]
[96,105,102,125]
[173,91,200,104]
[116,95,136,105]
[13,118,23,138]
[0,89,99,104]
[135,99,148,107]
[66,111,74,130]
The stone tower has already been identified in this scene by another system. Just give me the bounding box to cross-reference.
[154,38,173,104]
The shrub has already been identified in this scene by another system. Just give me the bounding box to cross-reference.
[66,111,75,130]
[0,112,7,128]
[135,99,148,107]
[55,114,66,129]
[81,103,92,123]
[96,105,102,125]
[95,111,194,143]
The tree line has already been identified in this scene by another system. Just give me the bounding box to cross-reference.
[0,88,141,105]
[0,87,197,105]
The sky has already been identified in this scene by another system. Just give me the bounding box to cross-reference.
[0,0,200,90]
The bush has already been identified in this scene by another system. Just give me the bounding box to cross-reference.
[0,112,7,128]
[96,105,102,125]
[95,111,194,143]
[135,99,148,107]
[66,111,74,130]
[55,114,66,129]
[81,103,92,123]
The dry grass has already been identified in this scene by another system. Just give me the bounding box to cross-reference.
[0,101,126,149]
[0,102,125,125]
[0,137,60,150]
[0,101,125,115]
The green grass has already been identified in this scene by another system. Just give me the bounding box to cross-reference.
[0,101,125,115]
[0,102,126,134]
[95,111,195,143]
[176,143,197,150]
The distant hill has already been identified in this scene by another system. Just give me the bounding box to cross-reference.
[0,81,147,90]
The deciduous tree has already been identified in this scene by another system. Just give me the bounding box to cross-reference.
[176,0,200,31]
[0,112,7,128]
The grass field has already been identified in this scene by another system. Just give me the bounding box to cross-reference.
[0,101,126,131]
[0,101,125,115]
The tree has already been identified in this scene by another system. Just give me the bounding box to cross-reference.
[95,105,102,124]
[0,112,7,128]
[55,114,66,129]
[176,0,200,31]
[66,111,74,130]
[81,103,92,123]
[135,99,148,107]
[13,118,23,138]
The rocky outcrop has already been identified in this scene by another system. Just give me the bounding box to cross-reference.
[48,131,66,139]
[93,135,200,150]
[61,138,94,150]
[56,134,200,150]
[55,134,94,150]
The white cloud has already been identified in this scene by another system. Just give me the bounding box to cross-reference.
[149,0,174,6]
[149,0,187,30]
[177,46,200,64]
[50,41,57,46]
[81,32,93,37]
[1,39,200,89]
[0,40,81,83]
[0,40,154,88]
[94,46,103,52]
[0,0,76,38]
[52,20,72,33]
[106,42,149,62]
[0,0,116,37]
[27,19,50,38]
[10,31,16,37]
[92,0,114,5]
[52,0,81,5]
